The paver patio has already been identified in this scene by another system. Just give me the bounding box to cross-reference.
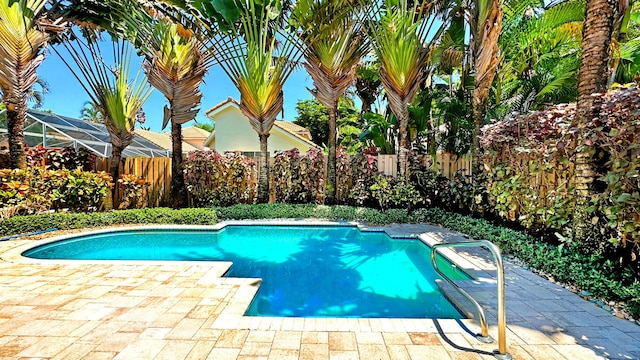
[0,221,639,360]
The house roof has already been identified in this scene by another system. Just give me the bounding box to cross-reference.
[205,97,240,116]
[136,129,199,152]
[182,126,211,139]
[204,97,318,149]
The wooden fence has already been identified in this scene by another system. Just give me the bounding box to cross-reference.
[95,157,171,209]
[95,153,471,208]
[376,153,472,178]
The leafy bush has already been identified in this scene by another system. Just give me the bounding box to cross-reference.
[0,168,112,212]
[25,145,96,171]
[481,84,640,272]
[0,208,218,237]
[183,150,257,207]
[370,175,421,210]
[346,150,378,206]
[271,148,325,204]
[117,174,147,210]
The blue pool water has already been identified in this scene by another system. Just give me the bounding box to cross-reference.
[23,225,468,318]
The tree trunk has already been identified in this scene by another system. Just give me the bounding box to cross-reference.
[170,121,188,208]
[573,0,618,243]
[257,133,270,203]
[397,103,410,178]
[6,107,27,169]
[470,0,502,178]
[110,145,124,206]
[325,99,338,205]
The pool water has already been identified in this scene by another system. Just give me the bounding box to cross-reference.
[23,225,469,318]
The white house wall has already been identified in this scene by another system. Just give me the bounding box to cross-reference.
[208,105,313,154]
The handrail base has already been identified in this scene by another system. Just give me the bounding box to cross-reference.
[477,335,494,343]
[493,351,513,360]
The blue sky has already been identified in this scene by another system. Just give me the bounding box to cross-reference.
[36,44,315,133]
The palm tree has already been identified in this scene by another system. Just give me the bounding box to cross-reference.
[142,16,214,208]
[497,0,583,115]
[80,101,103,123]
[209,0,302,203]
[467,0,503,176]
[0,0,65,168]
[54,29,153,185]
[362,0,451,177]
[292,0,368,204]
[573,0,625,242]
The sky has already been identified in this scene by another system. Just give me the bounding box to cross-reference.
[36,43,315,133]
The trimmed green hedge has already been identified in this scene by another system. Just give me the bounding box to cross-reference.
[0,208,218,237]
[1,204,638,318]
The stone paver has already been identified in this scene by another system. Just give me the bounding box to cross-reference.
[0,222,638,359]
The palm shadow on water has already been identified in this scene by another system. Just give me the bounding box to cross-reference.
[174,226,463,318]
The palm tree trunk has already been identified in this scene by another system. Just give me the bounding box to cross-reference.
[573,0,618,243]
[257,133,270,203]
[6,107,27,169]
[170,121,188,208]
[397,104,410,178]
[326,100,338,205]
[471,0,502,178]
[471,102,485,176]
[110,145,124,207]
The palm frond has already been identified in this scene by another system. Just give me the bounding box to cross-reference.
[53,28,153,148]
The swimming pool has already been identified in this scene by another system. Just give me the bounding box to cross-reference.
[23,225,469,318]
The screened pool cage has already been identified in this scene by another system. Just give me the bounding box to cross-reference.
[0,110,169,158]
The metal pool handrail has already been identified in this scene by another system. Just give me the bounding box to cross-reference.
[430,240,512,360]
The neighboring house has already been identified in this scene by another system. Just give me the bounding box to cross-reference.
[203,97,318,155]
[135,128,201,154]
[181,126,211,150]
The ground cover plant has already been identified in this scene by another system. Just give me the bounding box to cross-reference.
[2,204,638,320]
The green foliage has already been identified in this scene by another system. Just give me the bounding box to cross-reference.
[588,85,640,253]
[370,175,421,211]
[293,97,361,150]
[271,148,325,204]
[0,168,112,212]
[117,174,147,210]
[183,150,257,207]
[0,208,219,237]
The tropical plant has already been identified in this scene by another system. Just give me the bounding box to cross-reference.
[142,16,215,208]
[0,0,65,169]
[80,101,102,123]
[53,30,153,186]
[205,0,302,203]
[292,0,368,204]
[362,0,451,177]
[496,0,583,115]
[354,60,382,115]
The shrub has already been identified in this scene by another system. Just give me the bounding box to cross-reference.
[0,168,112,213]
[370,175,421,211]
[346,150,378,206]
[481,84,640,271]
[117,174,147,209]
[25,145,96,171]
[183,150,257,207]
[0,208,219,237]
[271,148,325,204]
